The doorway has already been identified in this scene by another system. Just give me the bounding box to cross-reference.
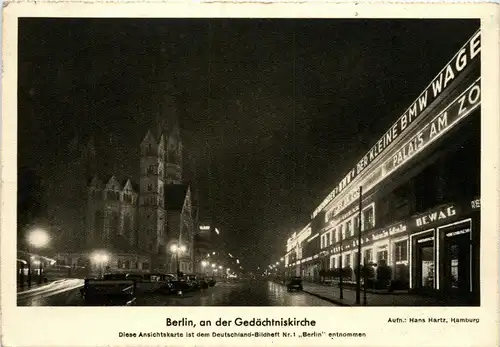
[416,239,435,289]
[443,232,471,294]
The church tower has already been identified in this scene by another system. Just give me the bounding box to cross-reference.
[138,131,166,255]
[165,122,183,184]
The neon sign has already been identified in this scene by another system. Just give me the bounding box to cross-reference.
[312,30,481,219]
[325,77,480,221]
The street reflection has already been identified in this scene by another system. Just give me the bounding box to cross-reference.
[20,280,335,307]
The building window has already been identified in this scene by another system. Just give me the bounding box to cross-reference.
[363,206,375,231]
[110,211,120,236]
[124,260,130,269]
[95,211,103,234]
[345,254,351,268]
[143,262,149,270]
[124,194,132,203]
[346,220,353,237]
[326,233,330,246]
[354,215,360,233]
[394,240,408,262]
[339,224,344,240]
[147,165,155,175]
[117,259,124,269]
[147,184,153,192]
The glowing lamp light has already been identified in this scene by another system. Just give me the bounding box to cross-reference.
[91,251,109,263]
[212,252,216,255]
[218,265,222,269]
[276,262,279,265]
[212,264,216,268]
[280,257,284,261]
[215,228,220,235]
[201,260,208,268]
[27,228,50,248]
[170,244,186,253]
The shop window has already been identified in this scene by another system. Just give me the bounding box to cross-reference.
[394,240,408,262]
[363,206,375,231]
[364,249,373,264]
[377,249,388,265]
[345,254,351,268]
[449,244,459,289]
[420,245,434,288]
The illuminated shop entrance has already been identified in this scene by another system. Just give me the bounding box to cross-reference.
[417,239,435,289]
[411,230,436,291]
[439,220,472,294]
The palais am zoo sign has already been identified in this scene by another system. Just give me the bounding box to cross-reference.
[331,205,459,253]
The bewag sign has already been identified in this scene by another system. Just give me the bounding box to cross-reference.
[313,30,481,219]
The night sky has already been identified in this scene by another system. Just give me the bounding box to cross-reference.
[18,18,478,268]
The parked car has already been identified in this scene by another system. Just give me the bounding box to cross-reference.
[197,277,210,289]
[184,274,201,291]
[80,278,136,306]
[287,277,303,292]
[207,277,216,287]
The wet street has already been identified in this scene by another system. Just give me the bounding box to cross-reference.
[17,279,85,306]
[18,279,335,306]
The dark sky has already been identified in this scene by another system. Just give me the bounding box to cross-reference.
[18,18,479,269]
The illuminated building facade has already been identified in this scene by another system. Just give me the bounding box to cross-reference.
[284,29,481,303]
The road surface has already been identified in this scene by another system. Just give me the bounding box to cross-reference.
[17,279,335,306]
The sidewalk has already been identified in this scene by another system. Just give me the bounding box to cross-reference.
[301,282,469,306]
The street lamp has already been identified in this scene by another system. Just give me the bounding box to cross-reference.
[170,244,187,277]
[91,251,110,278]
[201,260,209,275]
[27,228,50,285]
